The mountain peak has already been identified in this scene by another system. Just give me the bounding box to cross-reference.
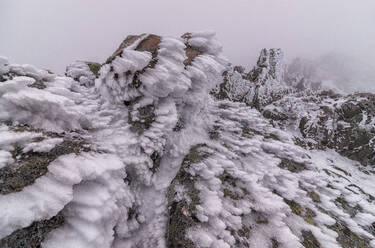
[248,48,284,83]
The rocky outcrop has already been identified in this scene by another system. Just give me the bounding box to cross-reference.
[213,48,290,110]
[215,48,375,168]
[165,99,375,248]
[261,90,375,166]
[247,48,285,83]
[300,93,375,165]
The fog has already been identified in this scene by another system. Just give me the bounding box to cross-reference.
[1,0,374,91]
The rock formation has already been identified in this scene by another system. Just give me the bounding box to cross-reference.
[213,48,290,110]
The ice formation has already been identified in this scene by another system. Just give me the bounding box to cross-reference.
[0,32,374,248]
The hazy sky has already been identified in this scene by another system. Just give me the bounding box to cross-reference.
[1,0,375,73]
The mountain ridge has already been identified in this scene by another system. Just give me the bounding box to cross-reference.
[0,32,374,248]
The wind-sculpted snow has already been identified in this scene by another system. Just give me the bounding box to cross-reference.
[0,33,375,248]
[66,61,100,87]
[0,153,125,239]
[168,101,375,247]
[0,68,91,133]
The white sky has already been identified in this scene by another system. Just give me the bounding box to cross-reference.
[1,0,375,73]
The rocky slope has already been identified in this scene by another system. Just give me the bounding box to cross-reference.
[0,32,374,248]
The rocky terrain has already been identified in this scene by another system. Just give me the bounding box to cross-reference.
[0,32,374,248]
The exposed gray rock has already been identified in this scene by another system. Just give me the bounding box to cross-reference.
[0,212,64,248]
[0,124,91,195]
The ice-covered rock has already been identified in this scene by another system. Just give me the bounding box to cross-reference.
[0,33,375,248]
[247,48,285,83]
[264,91,375,166]
[65,61,101,86]
[213,48,291,110]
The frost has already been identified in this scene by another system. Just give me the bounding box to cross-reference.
[65,61,99,86]
[0,76,92,132]
[22,138,64,153]
[0,150,13,169]
[0,153,126,240]
[187,229,214,247]
[0,124,42,150]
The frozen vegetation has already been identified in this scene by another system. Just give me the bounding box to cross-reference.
[0,32,374,248]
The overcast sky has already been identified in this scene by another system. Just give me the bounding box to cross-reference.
[1,0,375,73]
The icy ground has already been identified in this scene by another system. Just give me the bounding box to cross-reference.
[0,33,375,248]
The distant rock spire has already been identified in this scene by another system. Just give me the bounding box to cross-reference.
[247,48,284,83]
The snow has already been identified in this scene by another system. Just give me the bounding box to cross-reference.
[0,153,126,241]
[0,56,9,75]
[66,61,96,87]
[188,229,214,247]
[43,156,132,248]
[22,137,64,153]
[187,31,223,55]
[0,76,91,133]
[96,49,152,104]
[0,150,13,169]
[0,124,41,150]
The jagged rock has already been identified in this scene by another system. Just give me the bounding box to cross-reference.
[262,91,375,166]
[213,48,290,110]
[247,48,284,83]
[211,68,250,102]
[298,93,375,165]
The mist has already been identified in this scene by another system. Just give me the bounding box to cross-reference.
[1,0,374,92]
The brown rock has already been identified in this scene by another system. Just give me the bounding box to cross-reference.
[105,34,145,64]
[135,34,161,53]
[184,47,203,66]
[181,32,203,66]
